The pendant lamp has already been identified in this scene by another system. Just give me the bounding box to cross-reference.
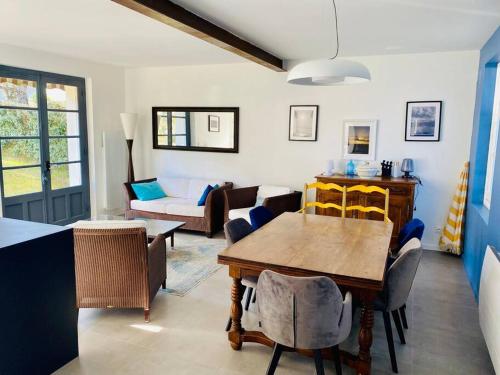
[287,0,370,86]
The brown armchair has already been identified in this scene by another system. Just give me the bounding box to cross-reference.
[224,185,302,223]
[73,221,166,322]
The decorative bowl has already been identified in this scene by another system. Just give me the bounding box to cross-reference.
[356,167,379,177]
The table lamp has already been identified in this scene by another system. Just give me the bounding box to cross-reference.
[120,113,138,182]
[401,158,414,178]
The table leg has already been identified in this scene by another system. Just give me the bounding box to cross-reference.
[228,265,244,350]
[170,232,174,247]
[357,292,375,375]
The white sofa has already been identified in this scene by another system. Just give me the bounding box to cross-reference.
[124,177,233,237]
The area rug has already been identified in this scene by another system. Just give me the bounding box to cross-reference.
[162,233,226,296]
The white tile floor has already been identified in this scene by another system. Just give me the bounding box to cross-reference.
[55,233,494,375]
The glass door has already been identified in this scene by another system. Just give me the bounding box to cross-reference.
[0,66,90,224]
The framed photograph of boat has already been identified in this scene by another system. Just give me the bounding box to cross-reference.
[405,101,442,141]
[343,119,378,160]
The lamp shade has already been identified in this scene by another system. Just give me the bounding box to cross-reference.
[401,158,414,173]
[120,113,138,140]
[287,59,371,86]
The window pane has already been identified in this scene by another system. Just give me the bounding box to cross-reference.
[158,115,169,135]
[48,111,79,136]
[0,109,39,136]
[2,167,42,197]
[172,117,186,134]
[51,163,82,190]
[46,83,78,110]
[49,138,80,162]
[172,111,186,117]
[1,139,40,167]
[172,135,187,146]
[158,135,168,145]
[0,77,37,108]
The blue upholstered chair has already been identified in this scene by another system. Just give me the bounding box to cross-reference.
[375,238,422,373]
[396,218,425,253]
[257,270,352,375]
[249,205,274,230]
[223,218,257,331]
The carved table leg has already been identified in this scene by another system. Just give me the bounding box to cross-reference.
[357,291,375,375]
[228,265,244,350]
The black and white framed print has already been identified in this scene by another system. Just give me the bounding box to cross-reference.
[208,114,220,132]
[289,105,318,141]
[405,101,442,141]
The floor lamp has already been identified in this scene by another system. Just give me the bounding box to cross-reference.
[120,113,137,183]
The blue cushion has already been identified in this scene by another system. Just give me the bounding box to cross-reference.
[249,206,274,230]
[198,185,214,206]
[131,181,166,201]
[398,218,425,249]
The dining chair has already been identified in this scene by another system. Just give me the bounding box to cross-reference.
[345,184,391,223]
[257,270,352,375]
[375,238,422,373]
[396,218,425,254]
[249,205,274,230]
[223,218,257,331]
[299,181,347,217]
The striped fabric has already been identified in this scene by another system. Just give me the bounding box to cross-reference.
[439,162,469,255]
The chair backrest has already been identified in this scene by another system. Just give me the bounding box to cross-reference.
[257,270,350,349]
[300,182,346,217]
[224,218,254,246]
[249,206,274,230]
[385,238,423,311]
[72,222,149,307]
[398,218,425,250]
[345,185,391,223]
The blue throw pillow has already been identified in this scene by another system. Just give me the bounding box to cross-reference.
[131,181,166,201]
[198,185,214,206]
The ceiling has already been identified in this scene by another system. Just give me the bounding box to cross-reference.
[0,0,498,67]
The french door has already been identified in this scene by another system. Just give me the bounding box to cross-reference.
[0,65,90,225]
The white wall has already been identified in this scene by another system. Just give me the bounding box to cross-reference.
[125,50,479,249]
[0,43,126,215]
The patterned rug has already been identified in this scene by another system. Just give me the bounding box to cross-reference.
[162,233,226,296]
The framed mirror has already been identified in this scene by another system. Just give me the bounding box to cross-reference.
[152,107,239,153]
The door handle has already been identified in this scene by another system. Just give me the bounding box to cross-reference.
[45,160,51,172]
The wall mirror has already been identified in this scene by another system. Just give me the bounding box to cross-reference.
[152,107,239,153]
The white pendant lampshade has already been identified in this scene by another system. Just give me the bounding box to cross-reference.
[120,113,138,140]
[287,59,371,86]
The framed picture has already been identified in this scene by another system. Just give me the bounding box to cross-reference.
[289,105,318,141]
[405,101,442,141]
[343,120,378,160]
[208,115,220,132]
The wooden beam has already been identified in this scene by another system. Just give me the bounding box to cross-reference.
[111,0,284,72]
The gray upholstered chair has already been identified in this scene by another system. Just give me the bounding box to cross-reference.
[375,238,422,373]
[257,270,352,375]
[224,218,257,331]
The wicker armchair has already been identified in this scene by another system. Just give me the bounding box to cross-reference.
[73,220,166,322]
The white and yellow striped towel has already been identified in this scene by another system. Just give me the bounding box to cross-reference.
[439,161,469,255]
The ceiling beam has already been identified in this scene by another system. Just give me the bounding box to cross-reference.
[111,0,284,71]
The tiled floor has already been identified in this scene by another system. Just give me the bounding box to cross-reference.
[56,232,494,375]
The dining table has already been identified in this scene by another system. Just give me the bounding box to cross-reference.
[217,212,393,375]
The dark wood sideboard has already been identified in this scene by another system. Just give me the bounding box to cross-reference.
[315,175,418,247]
[0,218,78,375]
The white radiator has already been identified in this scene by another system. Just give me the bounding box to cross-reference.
[479,245,500,373]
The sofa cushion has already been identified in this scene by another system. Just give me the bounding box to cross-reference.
[228,207,252,223]
[188,178,224,200]
[197,185,214,206]
[156,177,190,198]
[72,220,147,230]
[166,202,205,217]
[131,197,185,214]
[131,181,166,201]
[257,185,292,199]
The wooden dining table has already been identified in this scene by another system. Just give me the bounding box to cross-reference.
[217,212,393,375]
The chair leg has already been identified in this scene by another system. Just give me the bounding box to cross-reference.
[313,349,325,375]
[245,287,253,311]
[225,317,232,332]
[144,308,150,323]
[332,345,342,375]
[400,305,408,329]
[252,291,257,304]
[161,279,166,289]
[383,312,398,373]
[391,310,406,345]
[266,343,284,375]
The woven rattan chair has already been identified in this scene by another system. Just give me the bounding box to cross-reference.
[73,220,166,322]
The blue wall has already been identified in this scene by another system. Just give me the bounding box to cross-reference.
[464,27,500,298]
